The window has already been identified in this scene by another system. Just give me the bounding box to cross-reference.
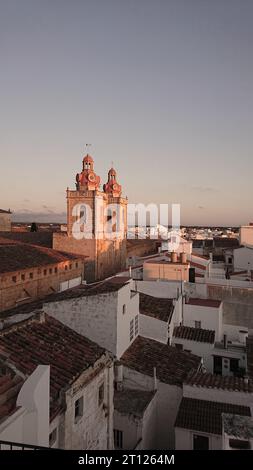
[98,383,104,406]
[193,434,209,450]
[65,265,68,271]
[113,429,123,449]
[134,315,138,336]
[54,267,58,273]
[228,257,233,264]
[12,276,17,283]
[230,358,239,373]
[49,268,52,274]
[195,321,201,329]
[75,262,78,269]
[122,304,126,315]
[21,274,25,281]
[175,343,183,350]
[130,319,134,342]
[74,396,83,421]
[69,264,72,270]
[44,269,47,276]
[29,272,33,279]
[49,428,57,447]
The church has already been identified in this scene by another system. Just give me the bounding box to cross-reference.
[53,153,128,282]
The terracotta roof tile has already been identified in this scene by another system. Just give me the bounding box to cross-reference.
[0,313,110,419]
[185,371,253,393]
[0,373,23,423]
[0,242,83,274]
[173,325,215,344]
[139,293,174,322]
[186,298,221,308]
[114,389,156,417]
[121,336,201,387]
[175,397,250,435]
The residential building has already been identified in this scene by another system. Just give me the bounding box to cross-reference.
[0,238,85,313]
[0,313,114,449]
[175,371,253,450]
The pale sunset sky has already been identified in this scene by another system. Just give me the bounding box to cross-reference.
[1,0,253,225]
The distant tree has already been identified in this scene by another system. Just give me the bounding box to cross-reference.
[30,222,38,232]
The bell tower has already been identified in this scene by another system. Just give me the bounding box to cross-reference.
[103,167,122,197]
[54,151,128,282]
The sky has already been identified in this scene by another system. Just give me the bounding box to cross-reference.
[0,0,253,226]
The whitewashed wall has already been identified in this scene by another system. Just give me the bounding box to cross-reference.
[183,303,223,341]
[122,366,182,449]
[139,313,168,344]
[171,338,213,372]
[0,366,50,448]
[175,427,222,450]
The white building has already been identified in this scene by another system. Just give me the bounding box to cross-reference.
[175,371,253,450]
[233,246,253,273]
[43,276,139,359]
[139,293,177,344]
[120,335,201,449]
[113,388,157,450]
[0,365,50,448]
[0,312,114,450]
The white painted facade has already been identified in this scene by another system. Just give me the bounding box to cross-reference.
[175,381,253,450]
[0,366,50,448]
[183,302,223,341]
[175,427,221,450]
[122,366,183,449]
[114,393,157,450]
[44,280,139,358]
[234,246,253,272]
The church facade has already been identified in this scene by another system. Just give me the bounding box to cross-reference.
[53,153,127,282]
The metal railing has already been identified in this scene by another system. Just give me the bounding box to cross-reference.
[0,439,52,450]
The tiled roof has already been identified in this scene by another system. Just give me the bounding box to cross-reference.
[0,277,131,320]
[114,389,156,417]
[0,313,110,419]
[0,241,82,274]
[139,293,174,322]
[175,397,250,435]
[0,232,54,248]
[0,209,11,214]
[185,371,253,393]
[246,336,253,382]
[214,238,239,248]
[173,325,215,344]
[0,372,23,423]
[120,336,201,387]
[186,298,221,308]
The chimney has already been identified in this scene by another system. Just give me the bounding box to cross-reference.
[180,252,187,264]
[171,252,177,263]
[129,266,132,278]
[223,334,228,349]
[238,330,248,344]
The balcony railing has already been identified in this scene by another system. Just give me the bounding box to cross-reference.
[0,440,53,450]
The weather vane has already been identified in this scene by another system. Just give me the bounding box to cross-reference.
[85,143,92,154]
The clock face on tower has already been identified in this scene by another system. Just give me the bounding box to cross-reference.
[112,183,118,190]
[88,173,95,182]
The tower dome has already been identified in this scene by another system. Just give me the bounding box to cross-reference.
[75,153,100,190]
[103,166,122,197]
